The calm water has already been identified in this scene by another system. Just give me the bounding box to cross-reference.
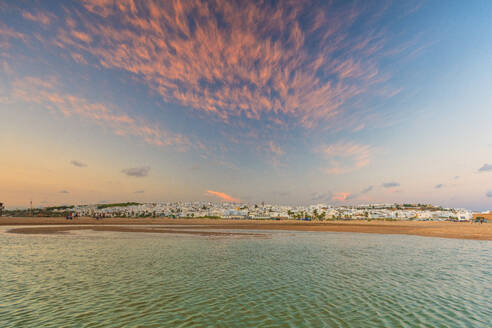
[0,227,490,327]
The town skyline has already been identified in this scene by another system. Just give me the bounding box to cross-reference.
[1,1,492,210]
[2,200,477,221]
[0,199,479,214]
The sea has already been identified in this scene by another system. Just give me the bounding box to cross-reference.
[0,226,490,327]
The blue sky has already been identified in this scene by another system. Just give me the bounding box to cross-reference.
[1,0,491,210]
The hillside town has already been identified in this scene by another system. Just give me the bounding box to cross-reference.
[2,201,480,221]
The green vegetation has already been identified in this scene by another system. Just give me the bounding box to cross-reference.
[96,202,140,209]
[46,205,74,211]
[203,215,221,219]
[4,208,73,217]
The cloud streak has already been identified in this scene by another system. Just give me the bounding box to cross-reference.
[478,164,492,172]
[122,166,150,177]
[22,10,53,25]
[311,192,333,203]
[206,190,240,203]
[382,182,400,188]
[311,192,333,202]
[70,160,87,167]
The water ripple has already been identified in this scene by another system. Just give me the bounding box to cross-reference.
[0,229,491,327]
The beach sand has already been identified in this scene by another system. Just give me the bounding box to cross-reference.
[2,217,491,240]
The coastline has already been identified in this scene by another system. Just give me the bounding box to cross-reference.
[1,217,491,240]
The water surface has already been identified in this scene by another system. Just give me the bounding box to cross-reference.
[1,227,490,327]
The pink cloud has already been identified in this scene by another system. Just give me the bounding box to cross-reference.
[71,30,92,43]
[318,141,373,174]
[206,190,240,203]
[332,192,350,201]
[22,11,53,25]
[0,26,26,43]
[38,0,402,129]
[268,141,285,157]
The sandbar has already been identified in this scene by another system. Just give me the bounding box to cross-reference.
[1,217,491,241]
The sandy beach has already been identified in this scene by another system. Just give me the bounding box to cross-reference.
[1,217,491,240]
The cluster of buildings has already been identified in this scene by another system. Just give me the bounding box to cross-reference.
[52,202,475,221]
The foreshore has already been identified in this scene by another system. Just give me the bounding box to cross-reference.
[1,217,491,241]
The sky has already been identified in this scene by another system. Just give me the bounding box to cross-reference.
[1,0,492,210]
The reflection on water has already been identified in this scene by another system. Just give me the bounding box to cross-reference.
[0,228,491,327]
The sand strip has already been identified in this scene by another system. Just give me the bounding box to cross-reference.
[1,217,491,241]
[7,225,268,237]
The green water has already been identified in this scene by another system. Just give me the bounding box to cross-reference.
[0,227,491,327]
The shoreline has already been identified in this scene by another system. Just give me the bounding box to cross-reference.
[1,217,491,241]
[6,225,268,238]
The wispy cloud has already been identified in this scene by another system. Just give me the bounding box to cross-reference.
[122,166,150,178]
[0,25,26,42]
[9,76,192,150]
[382,182,400,188]
[346,185,373,200]
[134,190,145,194]
[487,190,492,198]
[70,160,87,167]
[22,10,53,25]
[206,190,240,203]
[267,141,285,157]
[435,184,444,189]
[478,164,492,172]
[317,141,373,174]
[59,190,69,194]
[36,0,408,130]
[262,140,286,167]
[311,192,333,203]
